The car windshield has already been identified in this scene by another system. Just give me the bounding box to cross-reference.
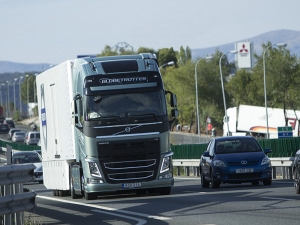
[12,153,41,164]
[215,139,262,154]
[85,91,166,120]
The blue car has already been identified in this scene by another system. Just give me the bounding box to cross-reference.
[199,136,272,188]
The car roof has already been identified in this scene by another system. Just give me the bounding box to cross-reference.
[12,151,39,156]
[213,136,256,141]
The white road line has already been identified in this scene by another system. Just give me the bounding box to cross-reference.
[37,195,170,221]
[260,197,294,201]
[92,209,147,225]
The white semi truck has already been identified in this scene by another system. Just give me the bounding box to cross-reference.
[36,53,178,200]
[223,104,300,139]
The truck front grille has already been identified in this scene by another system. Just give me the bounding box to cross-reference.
[98,138,160,184]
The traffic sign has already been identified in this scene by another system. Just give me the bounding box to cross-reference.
[278,126,293,138]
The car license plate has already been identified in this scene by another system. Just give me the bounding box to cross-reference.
[236,168,254,173]
[122,183,142,189]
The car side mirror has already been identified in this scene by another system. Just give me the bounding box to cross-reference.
[264,148,272,154]
[202,151,210,157]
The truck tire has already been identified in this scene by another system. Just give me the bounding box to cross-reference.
[70,173,82,199]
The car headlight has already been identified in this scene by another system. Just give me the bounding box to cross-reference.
[213,160,227,167]
[160,156,170,173]
[261,156,271,166]
[88,162,102,178]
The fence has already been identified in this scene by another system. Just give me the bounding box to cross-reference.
[171,136,300,179]
[0,146,36,225]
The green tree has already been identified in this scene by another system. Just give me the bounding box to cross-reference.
[157,47,178,67]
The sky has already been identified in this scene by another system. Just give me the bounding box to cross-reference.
[1,0,300,64]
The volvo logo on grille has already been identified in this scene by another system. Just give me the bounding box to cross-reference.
[125,127,131,133]
[241,160,247,165]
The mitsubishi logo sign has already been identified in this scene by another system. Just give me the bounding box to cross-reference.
[239,44,249,53]
[235,41,253,69]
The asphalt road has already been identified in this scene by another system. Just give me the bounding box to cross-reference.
[24,177,299,225]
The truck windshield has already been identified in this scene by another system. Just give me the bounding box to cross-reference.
[85,91,166,120]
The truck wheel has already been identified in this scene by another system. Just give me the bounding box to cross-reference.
[158,187,171,195]
[70,173,82,199]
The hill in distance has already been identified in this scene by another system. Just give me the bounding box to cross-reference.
[192,29,300,60]
[0,29,299,73]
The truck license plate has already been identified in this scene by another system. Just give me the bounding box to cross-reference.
[236,168,254,173]
[122,183,142,189]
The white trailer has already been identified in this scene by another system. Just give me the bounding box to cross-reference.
[223,105,300,139]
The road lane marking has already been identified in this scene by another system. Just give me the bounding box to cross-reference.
[37,196,170,221]
[261,197,294,201]
[92,209,147,225]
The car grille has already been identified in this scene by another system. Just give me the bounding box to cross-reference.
[228,172,261,179]
[227,160,259,166]
[98,138,160,184]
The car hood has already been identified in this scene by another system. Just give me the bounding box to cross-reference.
[216,152,266,162]
[33,162,43,172]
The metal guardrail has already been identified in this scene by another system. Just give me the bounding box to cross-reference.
[0,147,36,225]
[173,157,295,180]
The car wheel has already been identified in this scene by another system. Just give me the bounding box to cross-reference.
[295,181,300,194]
[211,173,220,189]
[201,172,210,188]
[263,178,272,185]
[295,174,300,194]
[251,180,259,186]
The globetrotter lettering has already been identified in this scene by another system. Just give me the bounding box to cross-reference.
[99,77,147,84]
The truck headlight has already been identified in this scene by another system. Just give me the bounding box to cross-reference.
[88,162,102,178]
[160,156,170,173]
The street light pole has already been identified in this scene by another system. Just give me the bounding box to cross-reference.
[34,77,37,103]
[219,50,237,136]
[13,78,17,113]
[159,61,175,69]
[19,76,23,117]
[0,84,4,108]
[195,56,212,142]
[263,43,287,139]
[6,81,9,117]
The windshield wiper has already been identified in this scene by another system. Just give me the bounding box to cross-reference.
[90,115,121,122]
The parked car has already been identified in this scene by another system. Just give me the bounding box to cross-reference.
[0,124,10,134]
[3,119,15,128]
[7,128,21,140]
[11,131,26,143]
[24,131,40,145]
[292,149,300,194]
[12,151,43,183]
[199,136,272,189]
